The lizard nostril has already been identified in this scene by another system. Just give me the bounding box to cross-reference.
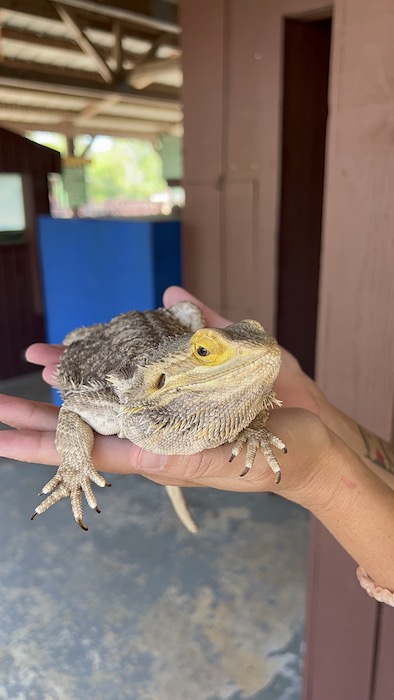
[157,373,166,389]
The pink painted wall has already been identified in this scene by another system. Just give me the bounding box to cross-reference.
[308,2,394,695]
[181,0,394,695]
[316,0,394,439]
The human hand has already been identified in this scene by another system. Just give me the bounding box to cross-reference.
[0,387,334,507]
[0,286,336,506]
[24,286,322,414]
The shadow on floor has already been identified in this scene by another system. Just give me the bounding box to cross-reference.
[0,372,308,700]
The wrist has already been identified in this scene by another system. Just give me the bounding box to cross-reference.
[293,431,353,517]
[267,409,340,511]
[274,415,365,528]
[298,435,394,590]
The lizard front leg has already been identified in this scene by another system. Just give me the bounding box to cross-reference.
[229,412,287,483]
[31,407,110,530]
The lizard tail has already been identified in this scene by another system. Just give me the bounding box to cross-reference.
[165,486,199,534]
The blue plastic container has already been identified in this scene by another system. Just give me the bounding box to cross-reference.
[38,216,181,341]
[38,216,181,403]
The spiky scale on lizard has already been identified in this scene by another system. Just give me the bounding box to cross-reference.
[31,301,286,531]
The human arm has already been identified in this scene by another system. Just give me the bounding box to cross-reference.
[1,392,394,596]
[23,285,394,486]
[161,287,394,487]
[1,286,393,600]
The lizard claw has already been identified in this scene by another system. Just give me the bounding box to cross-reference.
[239,464,251,477]
[32,462,109,529]
[238,463,282,482]
[230,422,286,483]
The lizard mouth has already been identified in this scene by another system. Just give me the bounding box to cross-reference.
[170,352,281,390]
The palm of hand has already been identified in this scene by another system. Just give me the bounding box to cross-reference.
[0,286,328,497]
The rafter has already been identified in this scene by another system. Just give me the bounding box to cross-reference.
[0,57,103,83]
[112,19,123,76]
[0,0,179,36]
[131,31,172,69]
[0,10,4,61]
[0,60,180,103]
[49,0,180,35]
[1,120,159,140]
[51,1,113,83]
[0,101,177,130]
[0,26,140,64]
[0,85,182,122]
[77,93,121,120]
[0,2,182,140]
[130,55,180,89]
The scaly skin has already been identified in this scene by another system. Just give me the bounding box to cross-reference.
[32,301,286,530]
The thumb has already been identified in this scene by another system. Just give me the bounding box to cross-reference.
[163,286,229,329]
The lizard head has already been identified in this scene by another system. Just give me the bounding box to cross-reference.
[110,319,281,410]
[188,321,281,384]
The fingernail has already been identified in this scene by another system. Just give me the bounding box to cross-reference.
[132,445,167,472]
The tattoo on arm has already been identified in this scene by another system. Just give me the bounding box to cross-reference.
[358,426,394,474]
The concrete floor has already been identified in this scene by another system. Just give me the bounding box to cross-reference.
[0,372,309,700]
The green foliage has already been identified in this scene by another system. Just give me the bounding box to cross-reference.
[28,133,166,202]
[86,139,166,202]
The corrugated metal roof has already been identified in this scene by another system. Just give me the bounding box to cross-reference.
[0,1,182,140]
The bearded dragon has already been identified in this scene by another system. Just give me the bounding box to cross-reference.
[31,301,286,532]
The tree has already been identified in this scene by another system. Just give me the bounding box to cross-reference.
[28,133,166,202]
[87,138,166,202]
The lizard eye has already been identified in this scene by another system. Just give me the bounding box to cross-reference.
[197,346,209,357]
[157,373,166,389]
[191,329,234,365]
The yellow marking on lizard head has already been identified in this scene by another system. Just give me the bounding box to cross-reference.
[191,329,235,366]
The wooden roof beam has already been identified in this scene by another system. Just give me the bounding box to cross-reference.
[130,55,180,89]
[77,94,121,121]
[52,0,180,35]
[0,1,179,43]
[51,1,113,83]
[132,31,173,67]
[0,120,159,141]
[112,19,123,76]
[125,31,179,88]
[0,87,182,122]
[0,102,177,129]
[0,26,139,64]
[0,61,180,103]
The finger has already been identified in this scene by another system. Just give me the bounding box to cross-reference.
[129,442,276,492]
[163,286,230,329]
[0,428,138,476]
[0,429,60,466]
[42,364,60,386]
[25,343,63,367]
[0,394,59,430]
